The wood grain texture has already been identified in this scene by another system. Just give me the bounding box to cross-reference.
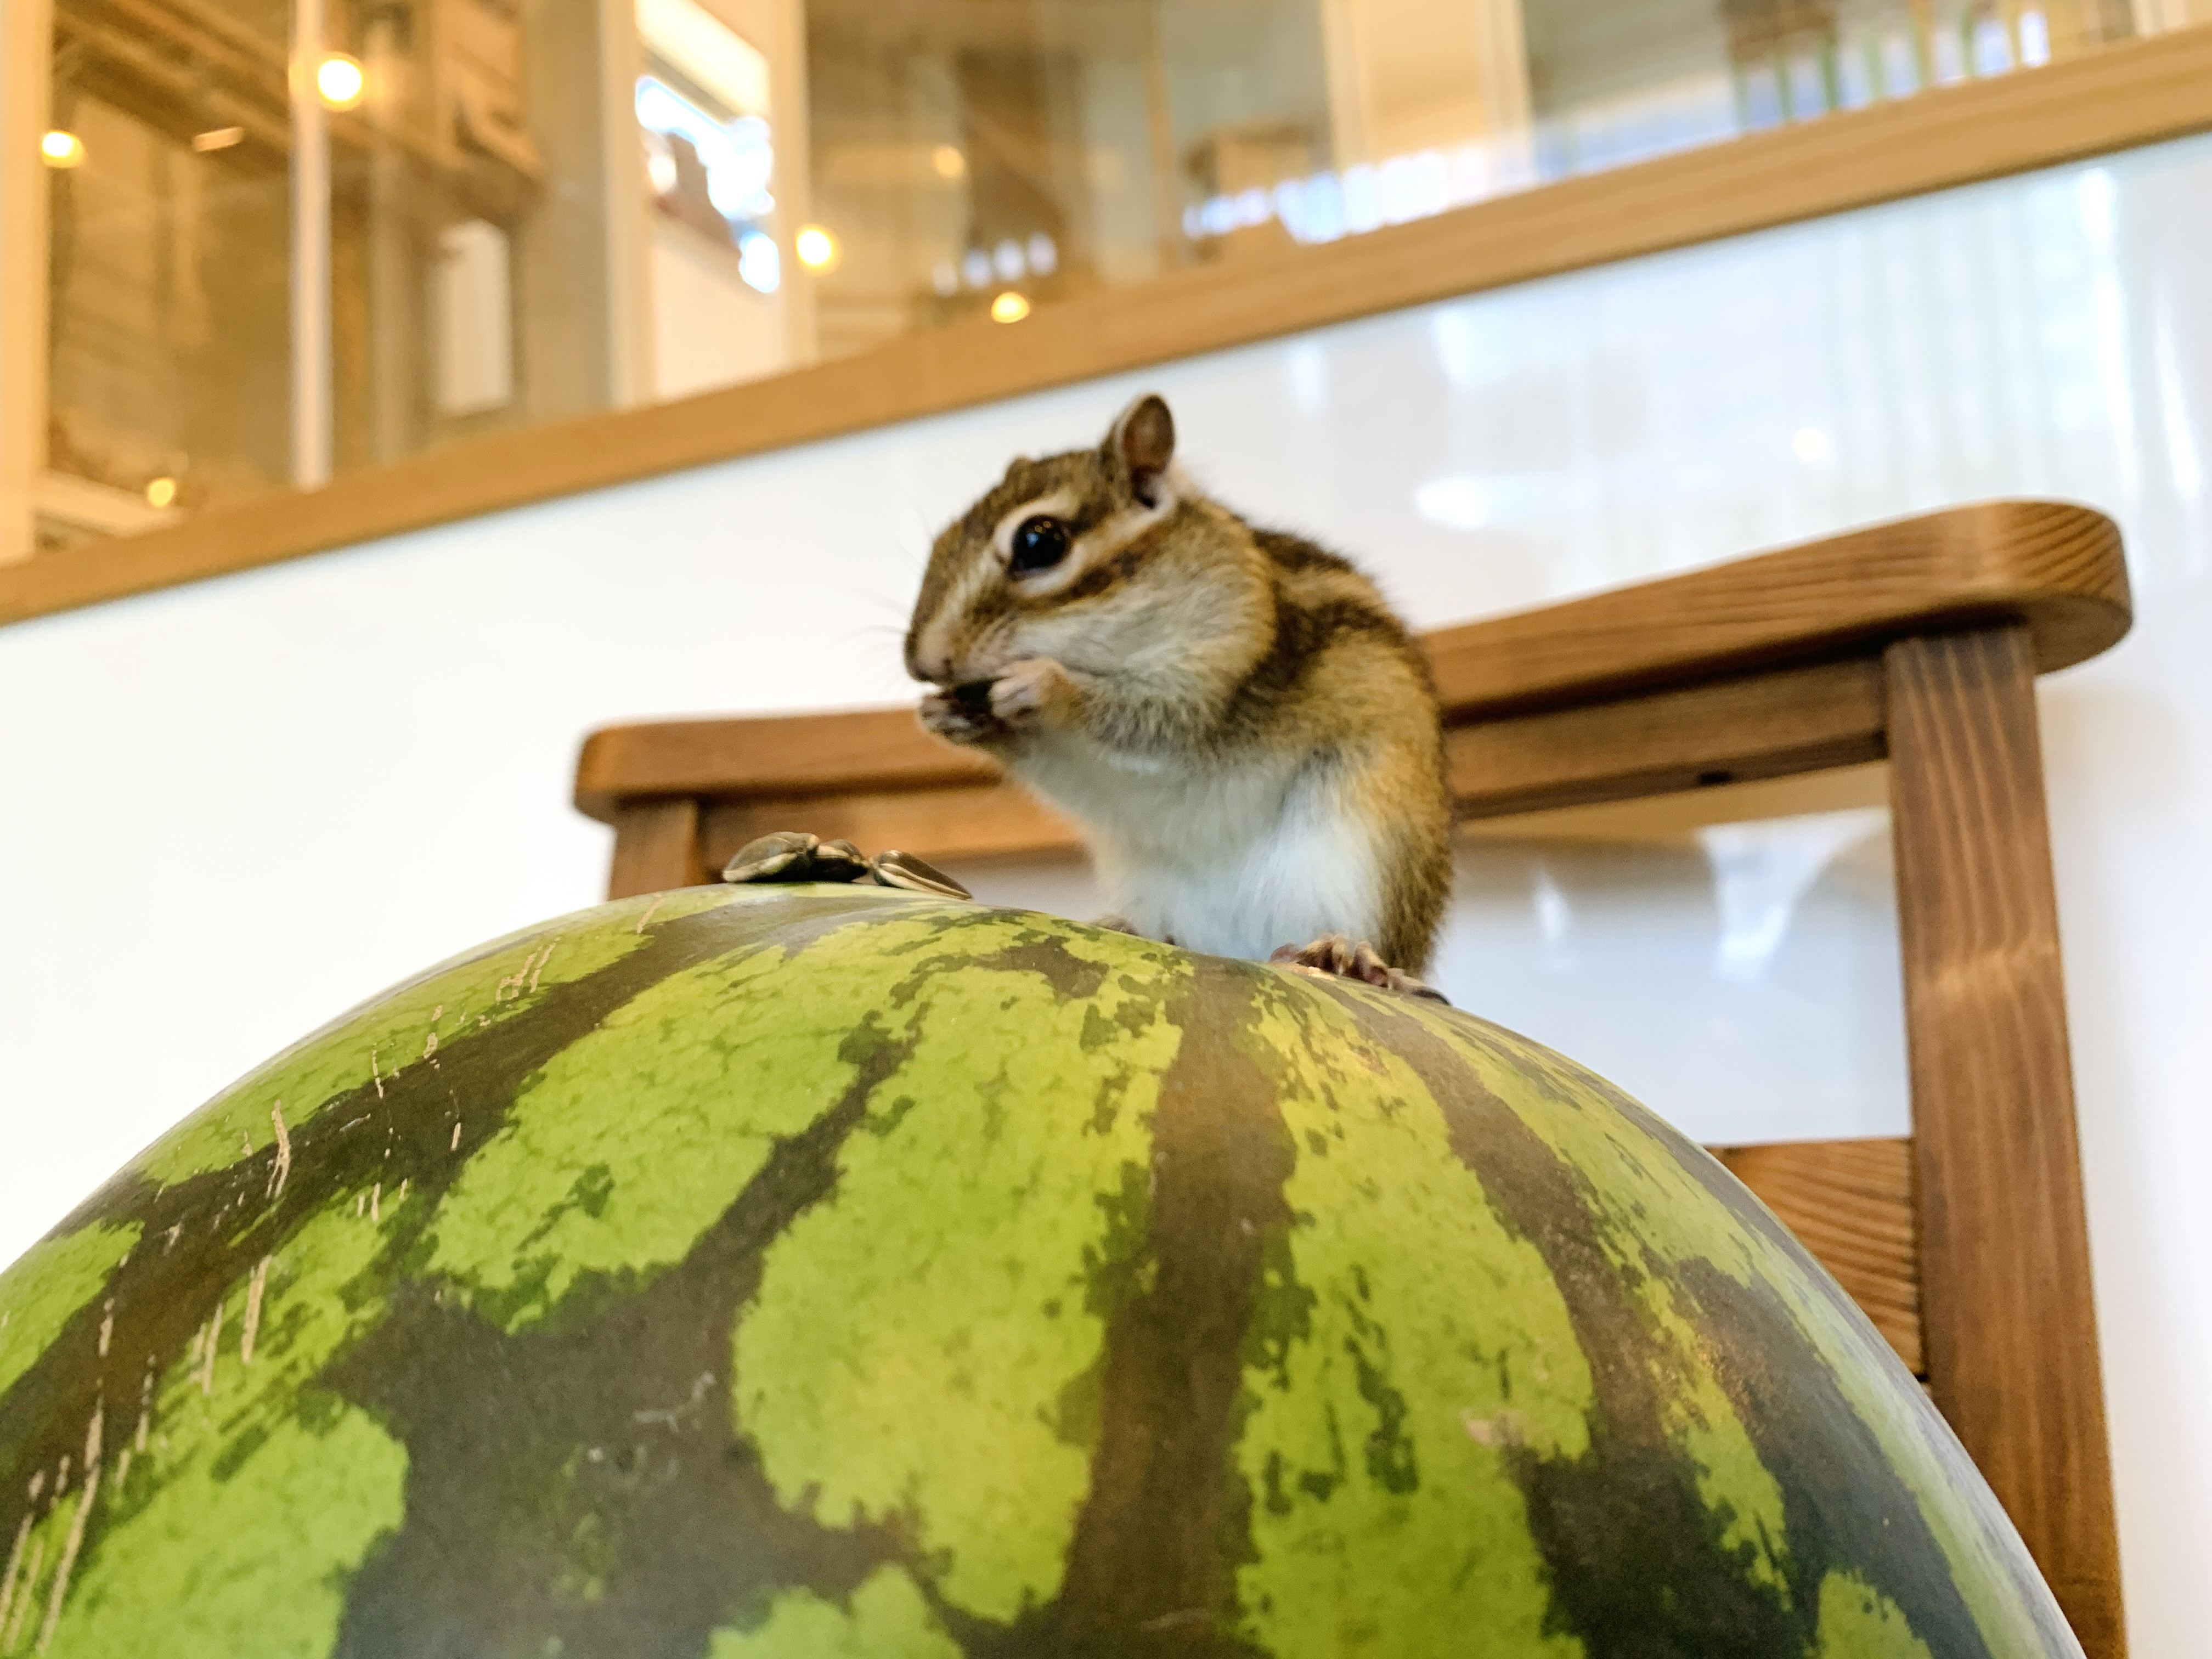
[1425,501,2129,713]
[1714,1138,1922,1375]
[6,27,2208,620]
[1449,660,1886,820]
[573,503,2126,825]
[606,798,705,900]
[1885,625,2123,1659]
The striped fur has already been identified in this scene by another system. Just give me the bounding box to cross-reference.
[905,395,1452,970]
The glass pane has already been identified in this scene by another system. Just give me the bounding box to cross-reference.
[21,0,2159,552]
[41,0,296,543]
[1436,771,1907,1147]
[939,767,1908,1148]
[637,0,790,397]
[32,0,627,543]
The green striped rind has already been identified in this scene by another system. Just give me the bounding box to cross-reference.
[1229,973,1585,1658]
[0,1223,139,1403]
[709,1565,962,1657]
[1390,996,2064,1657]
[0,887,2082,1658]
[34,1203,407,1659]
[728,922,1180,1623]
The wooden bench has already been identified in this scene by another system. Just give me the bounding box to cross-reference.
[574,499,2131,1657]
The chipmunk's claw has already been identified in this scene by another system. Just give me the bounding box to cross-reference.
[1271,934,1449,1004]
[723,832,973,900]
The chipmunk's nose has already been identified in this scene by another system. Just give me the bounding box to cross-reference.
[905,616,962,685]
[904,631,945,685]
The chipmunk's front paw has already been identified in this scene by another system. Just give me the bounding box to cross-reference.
[1271,935,1449,1004]
[988,658,1081,731]
[919,682,1006,747]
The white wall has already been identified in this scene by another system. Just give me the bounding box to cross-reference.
[3,131,2209,1647]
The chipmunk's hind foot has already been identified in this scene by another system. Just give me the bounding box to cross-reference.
[1271,934,1449,1004]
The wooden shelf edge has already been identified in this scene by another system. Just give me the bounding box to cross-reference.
[6,26,2210,628]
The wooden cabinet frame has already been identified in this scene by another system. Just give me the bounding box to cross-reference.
[573,498,2132,1656]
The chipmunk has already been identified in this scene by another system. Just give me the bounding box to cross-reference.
[902,392,1453,998]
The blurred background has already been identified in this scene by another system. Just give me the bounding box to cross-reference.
[6,0,2180,552]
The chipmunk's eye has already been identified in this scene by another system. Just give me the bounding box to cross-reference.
[1009,515,1071,574]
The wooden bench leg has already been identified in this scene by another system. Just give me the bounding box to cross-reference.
[607,798,706,900]
[1886,625,2124,1658]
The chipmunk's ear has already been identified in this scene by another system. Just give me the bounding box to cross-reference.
[1104,393,1175,506]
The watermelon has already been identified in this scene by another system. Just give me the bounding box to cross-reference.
[0,884,2080,1658]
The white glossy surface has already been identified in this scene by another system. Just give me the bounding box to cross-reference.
[952,785,1909,1150]
[1440,807,1908,1144]
[4,132,2211,1646]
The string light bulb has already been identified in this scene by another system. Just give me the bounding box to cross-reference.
[145,477,179,509]
[794,225,839,271]
[990,291,1030,324]
[41,130,86,168]
[315,53,366,110]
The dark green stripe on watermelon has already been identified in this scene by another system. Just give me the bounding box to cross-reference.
[0,888,2080,1659]
[1006,958,1291,1657]
[1374,1001,2025,1659]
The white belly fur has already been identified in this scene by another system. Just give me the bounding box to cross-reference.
[1014,738,1385,962]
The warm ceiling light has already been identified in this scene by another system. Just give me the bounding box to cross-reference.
[316,53,366,110]
[990,291,1030,324]
[145,477,179,509]
[794,224,839,270]
[931,144,966,179]
[40,129,85,168]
